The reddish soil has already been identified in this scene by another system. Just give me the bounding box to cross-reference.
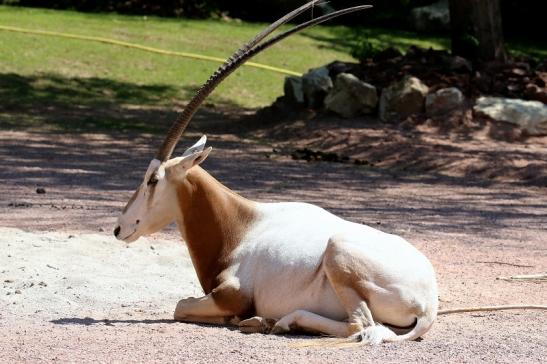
[257,109,547,187]
[1,113,546,362]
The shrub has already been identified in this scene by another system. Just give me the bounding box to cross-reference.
[350,40,384,60]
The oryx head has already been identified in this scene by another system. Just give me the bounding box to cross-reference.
[114,0,371,242]
[114,136,211,242]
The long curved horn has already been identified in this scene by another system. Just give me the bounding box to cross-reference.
[238,6,374,76]
[155,2,372,161]
[155,0,323,161]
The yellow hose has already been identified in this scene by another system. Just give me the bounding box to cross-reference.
[0,24,302,76]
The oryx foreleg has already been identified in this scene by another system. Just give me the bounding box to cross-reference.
[174,281,250,326]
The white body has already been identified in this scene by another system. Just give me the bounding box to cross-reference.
[234,202,437,327]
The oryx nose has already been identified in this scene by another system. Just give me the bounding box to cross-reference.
[114,226,121,237]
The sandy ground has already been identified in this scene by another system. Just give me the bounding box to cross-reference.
[1,127,546,363]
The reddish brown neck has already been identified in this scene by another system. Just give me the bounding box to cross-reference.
[175,166,256,293]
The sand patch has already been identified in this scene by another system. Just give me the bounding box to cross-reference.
[0,228,201,321]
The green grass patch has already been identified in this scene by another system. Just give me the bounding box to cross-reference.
[0,6,358,111]
[506,38,547,60]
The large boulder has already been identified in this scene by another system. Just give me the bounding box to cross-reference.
[425,87,465,115]
[302,66,333,108]
[474,97,547,135]
[283,76,304,104]
[379,76,429,121]
[410,0,450,32]
[324,73,378,118]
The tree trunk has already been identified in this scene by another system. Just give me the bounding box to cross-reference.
[449,0,506,62]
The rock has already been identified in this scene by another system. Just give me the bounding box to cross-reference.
[425,87,465,115]
[302,67,333,108]
[524,83,547,104]
[283,76,304,104]
[513,62,531,73]
[474,97,547,135]
[325,60,355,79]
[509,68,527,77]
[410,0,450,32]
[449,56,473,73]
[324,73,378,118]
[36,188,46,194]
[379,76,429,121]
[372,47,403,63]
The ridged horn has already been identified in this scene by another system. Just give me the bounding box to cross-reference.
[155,1,372,161]
[155,0,323,161]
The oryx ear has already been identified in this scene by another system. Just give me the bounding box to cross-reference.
[165,146,212,174]
[182,135,207,157]
[187,146,212,167]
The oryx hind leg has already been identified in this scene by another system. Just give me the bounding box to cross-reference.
[322,237,375,323]
[322,236,406,344]
[270,309,357,337]
[273,236,389,340]
[268,237,378,338]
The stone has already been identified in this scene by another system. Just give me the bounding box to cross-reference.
[372,47,403,62]
[283,76,304,104]
[524,83,547,104]
[425,87,465,115]
[302,66,333,108]
[326,60,355,79]
[379,76,429,121]
[410,0,450,32]
[449,56,473,73]
[473,97,547,136]
[324,73,378,118]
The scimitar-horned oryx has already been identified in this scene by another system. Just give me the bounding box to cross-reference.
[114,1,436,345]
[113,1,547,345]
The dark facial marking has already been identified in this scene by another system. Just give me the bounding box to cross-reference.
[147,173,159,186]
[122,186,141,213]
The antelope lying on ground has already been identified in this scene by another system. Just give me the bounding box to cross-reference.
[114,1,438,344]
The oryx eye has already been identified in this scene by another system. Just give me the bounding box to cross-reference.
[147,174,158,186]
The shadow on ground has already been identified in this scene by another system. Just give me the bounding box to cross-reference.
[0,72,245,133]
[0,70,545,238]
[0,128,545,241]
[51,317,175,326]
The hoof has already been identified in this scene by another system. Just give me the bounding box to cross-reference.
[239,316,276,334]
[270,322,290,335]
[357,325,397,345]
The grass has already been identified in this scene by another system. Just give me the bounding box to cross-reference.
[0,6,544,133]
[0,6,359,111]
[0,7,448,108]
[505,38,547,60]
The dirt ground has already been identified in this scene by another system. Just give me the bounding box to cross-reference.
[1,115,546,363]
